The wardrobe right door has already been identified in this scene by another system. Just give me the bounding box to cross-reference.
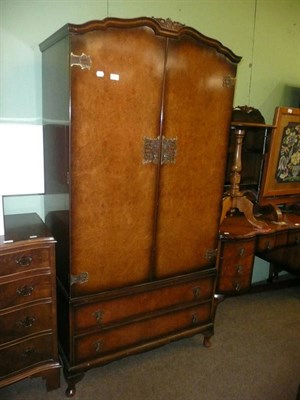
[155,35,238,279]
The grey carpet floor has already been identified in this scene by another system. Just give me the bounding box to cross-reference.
[1,286,300,400]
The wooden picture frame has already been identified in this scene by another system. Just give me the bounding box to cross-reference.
[259,106,300,205]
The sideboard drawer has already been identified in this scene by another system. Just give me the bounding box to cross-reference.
[0,246,52,277]
[257,231,288,253]
[288,230,300,246]
[0,302,53,345]
[0,274,52,309]
[0,333,54,378]
[74,303,212,364]
[73,275,215,332]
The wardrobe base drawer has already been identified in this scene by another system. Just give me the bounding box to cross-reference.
[74,302,212,364]
[73,274,215,332]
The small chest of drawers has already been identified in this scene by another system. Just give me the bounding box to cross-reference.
[0,213,60,391]
[217,238,256,294]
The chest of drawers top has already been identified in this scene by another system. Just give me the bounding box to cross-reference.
[0,213,55,280]
[1,213,54,245]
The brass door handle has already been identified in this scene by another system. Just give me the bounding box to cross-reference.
[143,136,177,165]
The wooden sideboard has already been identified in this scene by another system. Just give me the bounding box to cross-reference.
[0,213,60,391]
[218,207,300,295]
[218,113,300,295]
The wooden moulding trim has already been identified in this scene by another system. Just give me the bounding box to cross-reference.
[40,17,241,64]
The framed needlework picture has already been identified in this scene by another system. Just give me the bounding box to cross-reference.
[259,107,300,205]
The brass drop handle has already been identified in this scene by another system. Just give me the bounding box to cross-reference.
[17,285,34,297]
[19,316,36,328]
[265,241,272,250]
[192,314,199,325]
[16,256,33,267]
[236,265,244,274]
[94,339,104,354]
[21,347,35,358]
[193,287,201,300]
[93,310,103,325]
[235,282,241,292]
[238,247,245,257]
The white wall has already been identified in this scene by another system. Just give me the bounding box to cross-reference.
[0,124,44,234]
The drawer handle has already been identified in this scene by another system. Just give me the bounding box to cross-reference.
[16,256,33,267]
[193,287,201,299]
[21,347,36,358]
[94,339,104,354]
[17,285,34,297]
[19,316,36,328]
[265,241,272,250]
[93,310,103,325]
[236,265,244,274]
[238,247,245,257]
[192,314,199,325]
[235,282,241,292]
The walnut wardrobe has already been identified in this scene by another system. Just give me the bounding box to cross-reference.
[39,17,240,396]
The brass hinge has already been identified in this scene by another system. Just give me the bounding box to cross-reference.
[70,272,89,286]
[143,136,177,164]
[223,76,236,88]
[205,249,218,260]
[70,52,92,70]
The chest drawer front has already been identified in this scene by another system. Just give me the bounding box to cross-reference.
[219,240,255,276]
[0,247,52,277]
[0,302,53,345]
[74,303,211,364]
[73,275,215,332]
[0,333,53,378]
[0,274,52,310]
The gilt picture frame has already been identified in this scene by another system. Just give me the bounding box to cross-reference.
[259,106,300,205]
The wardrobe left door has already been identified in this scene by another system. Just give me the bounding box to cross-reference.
[69,27,166,296]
